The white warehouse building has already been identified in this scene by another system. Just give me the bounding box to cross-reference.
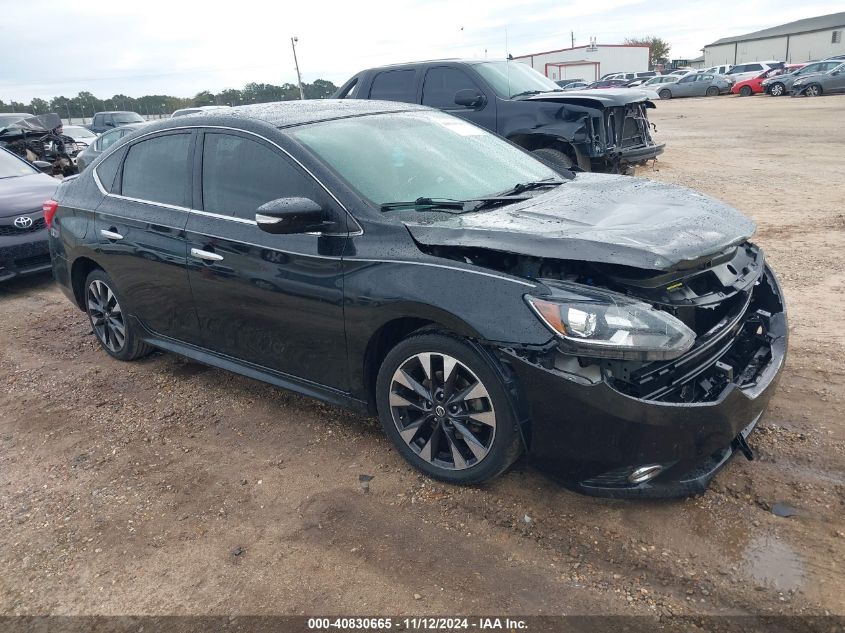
[513,44,650,82]
[704,12,845,65]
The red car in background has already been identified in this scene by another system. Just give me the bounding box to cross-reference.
[732,64,805,96]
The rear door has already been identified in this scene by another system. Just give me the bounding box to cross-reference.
[184,129,349,389]
[367,69,418,103]
[420,66,496,132]
[93,130,198,342]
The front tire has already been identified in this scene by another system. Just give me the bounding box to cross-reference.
[531,147,574,173]
[739,86,752,97]
[659,89,672,100]
[769,82,785,96]
[85,269,152,361]
[804,84,822,97]
[376,332,523,484]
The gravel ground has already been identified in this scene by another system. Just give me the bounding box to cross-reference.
[1,94,843,621]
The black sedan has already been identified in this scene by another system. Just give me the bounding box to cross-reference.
[47,101,787,498]
[0,148,58,281]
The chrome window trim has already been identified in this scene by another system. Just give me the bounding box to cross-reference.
[92,124,364,236]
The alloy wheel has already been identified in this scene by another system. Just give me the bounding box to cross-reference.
[389,352,496,470]
[87,279,126,352]
[770,83,784,96]
[805,85,821,97]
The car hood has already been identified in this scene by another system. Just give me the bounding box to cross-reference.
[0,173,58,217]
[404,174,757,271]
[522,89,656,108]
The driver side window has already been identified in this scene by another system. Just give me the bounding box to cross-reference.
[200,132,331,221]
[422,67,480,108]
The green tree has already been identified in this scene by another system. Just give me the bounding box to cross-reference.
[30,98,49,114]
[623,36,671,70]
[193,90,216,106]
[304,79,338,99]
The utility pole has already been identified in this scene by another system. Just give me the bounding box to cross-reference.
[571,31,575,48]
[291,36,305,100]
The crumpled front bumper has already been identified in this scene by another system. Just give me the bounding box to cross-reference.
[502,267,787,499]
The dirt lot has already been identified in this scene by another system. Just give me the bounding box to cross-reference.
[1,95,843,621]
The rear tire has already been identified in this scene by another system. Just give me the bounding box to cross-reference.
[531,147,574,173]
[376,332,523,485]
[84,269,152,362]
[769,82,785,96]
[739,86,752,97]
[658,89,672,100]
[706,86,720,97]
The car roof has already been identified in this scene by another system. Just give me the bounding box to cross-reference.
[139,99,429,132]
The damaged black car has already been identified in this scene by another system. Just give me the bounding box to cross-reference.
[48,101,786,498]
[333,59,664,174]
[0,113,80,177]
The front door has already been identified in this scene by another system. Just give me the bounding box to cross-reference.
[421,66,497,132]
[184,130,349,390]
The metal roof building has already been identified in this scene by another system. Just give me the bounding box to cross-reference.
[703,12,845,65]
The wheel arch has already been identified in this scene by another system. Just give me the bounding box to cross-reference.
[361,315,533,449]
[507,132,588,170]
[70,256,104,311]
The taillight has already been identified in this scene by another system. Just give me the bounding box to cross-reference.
[43,199,59,228]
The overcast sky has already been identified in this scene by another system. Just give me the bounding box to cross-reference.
[1,0,841,102]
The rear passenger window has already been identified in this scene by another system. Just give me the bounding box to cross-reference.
[422,67,479,108]
[201,133,321,220]
[369,70,416,102]
[95,148,124,193]
[121,133,191,207]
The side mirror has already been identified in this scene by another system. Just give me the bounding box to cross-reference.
[832,70,841,76]
[33,160,53,174]
[256,197,331,235]
[454,89,485,108]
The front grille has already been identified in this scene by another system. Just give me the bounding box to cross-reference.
[607,268,784,404]
[0,217,46,236]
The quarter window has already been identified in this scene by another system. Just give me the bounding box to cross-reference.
[121,133,191,207]
[369,69,416,102]
[95,149,124,192]
[422,67,479,108]
[201,133,323,220]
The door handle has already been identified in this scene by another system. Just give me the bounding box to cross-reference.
[100,228,124,240]
[190,247,224,262]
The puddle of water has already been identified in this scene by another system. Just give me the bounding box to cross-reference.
[743,534,805,592]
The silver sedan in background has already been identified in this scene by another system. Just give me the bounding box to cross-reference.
[656,73,732,99]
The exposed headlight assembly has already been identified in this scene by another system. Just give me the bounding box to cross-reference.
[526,283,695,361]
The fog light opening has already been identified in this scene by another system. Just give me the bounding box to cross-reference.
[628,464,664,484]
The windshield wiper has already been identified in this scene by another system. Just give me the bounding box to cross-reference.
[461,180,565,212]
[500,179,566,196]
[380,195,531,213]
[380,197,466,211]
[511,89,563,98]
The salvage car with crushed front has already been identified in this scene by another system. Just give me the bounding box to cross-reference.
[333,59,664,174]
[48,100,786,498]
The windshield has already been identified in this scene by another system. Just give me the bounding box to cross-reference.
[0,149,37,179]
[0,114,30,129]
[290,111,557,208]
[113,112,144,124]
[472,61,561,98]
[64,125,96,138]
